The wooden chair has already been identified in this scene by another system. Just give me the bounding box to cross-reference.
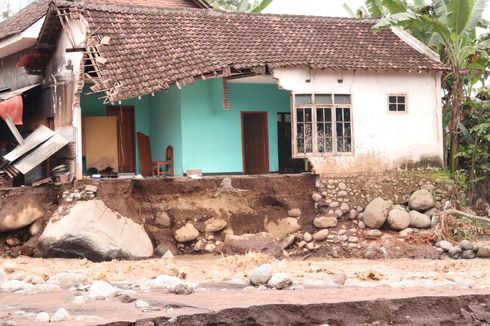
[137,132,174,177]
[154,145,174,177]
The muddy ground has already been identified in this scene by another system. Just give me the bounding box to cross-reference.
[1,255,490,325]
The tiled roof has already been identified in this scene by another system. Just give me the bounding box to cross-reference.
[0,0,51,41]
[48,1,447,102]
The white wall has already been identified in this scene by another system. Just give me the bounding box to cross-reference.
[273,68,443,174]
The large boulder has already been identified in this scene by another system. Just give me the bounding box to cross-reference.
[386,209,410,230]
[223,232,282,257]
[408,190,434,211]
[38,200,153,261]
[362,198,393,229]
[0,198,45,232]
[409,210,432,229]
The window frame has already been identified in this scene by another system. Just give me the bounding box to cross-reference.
[387,94,408,113]
[291,93,354,158]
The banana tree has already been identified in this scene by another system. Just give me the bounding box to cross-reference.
[373,0,488,172]
[209,0,273,12]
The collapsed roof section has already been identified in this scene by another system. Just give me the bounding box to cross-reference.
[30,0,447,103]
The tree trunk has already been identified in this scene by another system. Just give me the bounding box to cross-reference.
[449,71,463,172]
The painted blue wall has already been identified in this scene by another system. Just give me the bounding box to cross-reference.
[149,88,183,176]
[180,79,290,174]
[80,85,150,174]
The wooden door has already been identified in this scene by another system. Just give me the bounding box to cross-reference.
[107,105,135,173]
[241,112,269,175]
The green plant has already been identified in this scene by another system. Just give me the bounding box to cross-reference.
[209,0,273,12]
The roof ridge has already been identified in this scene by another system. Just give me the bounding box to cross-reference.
[54,0,379,22]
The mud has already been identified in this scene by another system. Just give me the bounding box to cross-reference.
[109,294,490,326]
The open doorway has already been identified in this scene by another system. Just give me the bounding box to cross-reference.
[277,112,306,174]
[241,111,269,175]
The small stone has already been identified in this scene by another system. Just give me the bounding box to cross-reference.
[313,216,338,228]
[1,280,25,293]
[303,232,312,242]
[398,228,413,238]
[348,236,358,243]
[175,223,199,243]
[349,209,358,220]
[312,193,322,202]
[297,240,307,248]
[459,240,473,251]
[281,234,295,249]
[205,243,216,252]
[35,312,50,322]
[29,220,44,236]
[338,182,347,190]
[358,221,365,229]
[287,208,301,218]
[476,244,490,258]
[335,209,343,218]
[250,264,273,285]
[51,308,69,322]
[337,230,346,235]
[161,250,174,259]
[330,201,340,208]
[87,281,118,299]
[135,300,150,310]
[220,177,233,189]
[312,229,329,241]
[409,210,432,229]
[448,247,462,259]
[155,211,171,227]
[461,250,476,259]
[338,190,348,197]
[306,242,315,250]
[204,218,227,233]
[364,229,382,239]
[438,240,453,251]
[5,237,20,247]
[267,273,292,290]
[193,239,205,251]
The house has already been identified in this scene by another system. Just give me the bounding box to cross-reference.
[2,0,446,183]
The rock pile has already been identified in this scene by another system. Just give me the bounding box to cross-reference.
[436,240,490,259]
[249,264,293,290]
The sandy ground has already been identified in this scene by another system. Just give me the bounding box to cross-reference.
[1,255,490,325]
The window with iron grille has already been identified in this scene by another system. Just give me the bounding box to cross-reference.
[293,94,352,156]
[388,95,406,112]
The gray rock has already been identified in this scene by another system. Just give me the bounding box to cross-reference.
[448,246,462,259]
[438,240,453,251]
[358,221,366,229]
[314,216,338,228]
[135,300,150,310]
[1,280,25,293]
[459,240,473,251]
[362,198,393,229]
[461,250,476,259]
[175,223,200,243]
[250,264,273,285]
[35,312,50,323]
[87,281,119,299]
[267,273,292,290]
[364,229,382,239]
[312,193,322,202]
[408,190,434,211]
[476,244,490,258]
[38,200,153,261]
[0,199,45,232]
[204,218,227,233]
[50,308,69,322]
[287,208,301,218]
[312,229,329,241]
[349,209,358,220]
[409,210,432,229]
[386,209,410,231]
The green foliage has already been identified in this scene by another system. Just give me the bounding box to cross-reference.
[209,0,273,12]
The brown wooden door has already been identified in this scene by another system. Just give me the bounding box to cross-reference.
[241,112,269,175]
[107,105,135,173]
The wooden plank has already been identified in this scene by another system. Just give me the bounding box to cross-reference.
[3,125,54,162]
[5,115,25,145]
[13,133,69,175]
[137,132,152,177]
[83,116,119,172]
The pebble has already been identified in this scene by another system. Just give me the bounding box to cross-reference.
[303,232,312,242]
[348,236,358,243]
[448,247,462,259]
[250,264,273,286]
[1,280,25,293]
[35,312,50,323]
[51,308,69,322]
[461,250,476,259]
[312,229,329,241]
[135,300,150,310]
[87,281,119,299]
[459,240,473,251]
[267,273,293,290]
[438,240,453,251]
[364,229,382,239]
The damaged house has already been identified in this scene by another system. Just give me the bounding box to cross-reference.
[0,0,447,184]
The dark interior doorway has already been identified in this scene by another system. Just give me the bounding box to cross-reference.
[241,112,269,175]
[107,105,136,173]
[277,112,305,174]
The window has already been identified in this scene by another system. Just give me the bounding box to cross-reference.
[293,94,352,156]
[388,95,406,112]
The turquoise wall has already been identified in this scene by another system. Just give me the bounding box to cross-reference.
[80,85,150,174]
[149,88,183,175]
[180,79,290,174]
